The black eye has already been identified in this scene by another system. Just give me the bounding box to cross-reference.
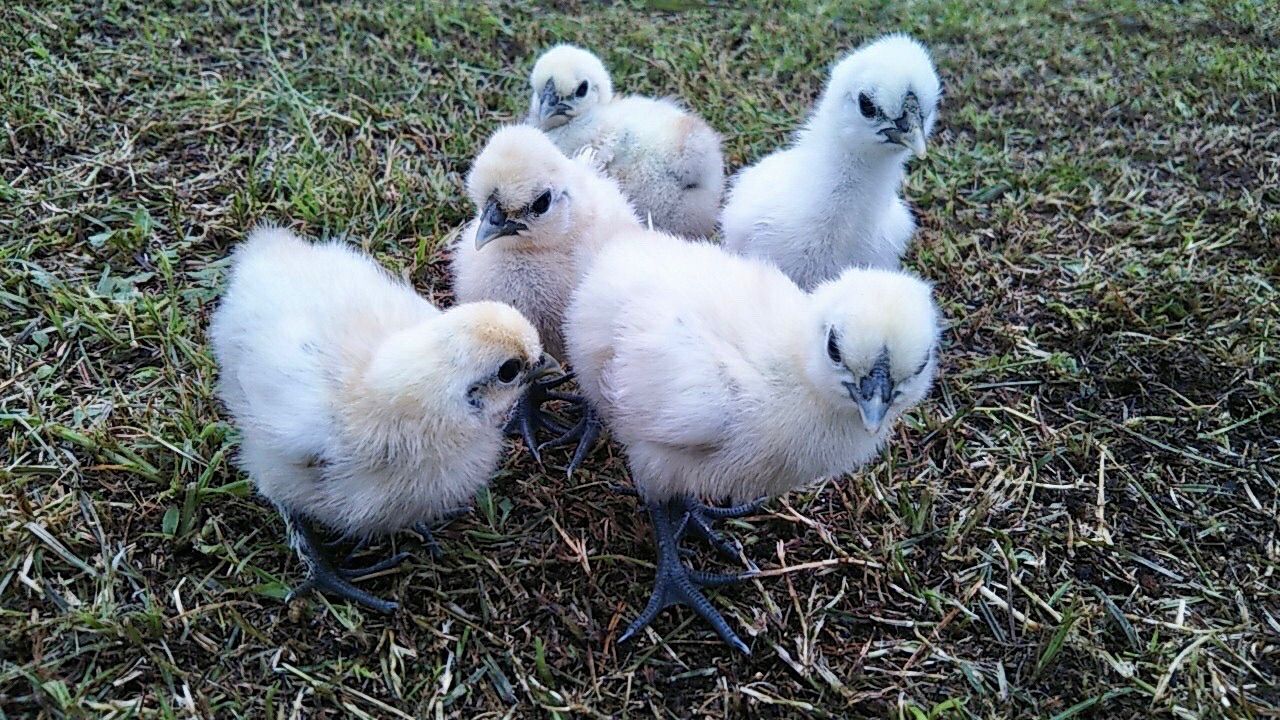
[529,190,552,216]
[826,328,842,365]
[576,80,589,98]
[858,92,876,118]
[497,358,523,383]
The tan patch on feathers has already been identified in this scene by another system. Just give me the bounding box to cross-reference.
[464,302,541,363]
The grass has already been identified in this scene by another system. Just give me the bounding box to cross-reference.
[2,0,1277,717]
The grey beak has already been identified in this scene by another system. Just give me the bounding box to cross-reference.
[475,198,527,249]
[880,92,927,158]
[532,352,563,380]
[537,79,571,126]
[856,394,890,434]
[845,358,894,434]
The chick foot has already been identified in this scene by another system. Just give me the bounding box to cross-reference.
[538,401,602,476]
[618,498,757,655]
[679,496,766,571]
[505,367,577,463]
[411,506,471,559]
[285,512,405,614]
[609,487,765,570]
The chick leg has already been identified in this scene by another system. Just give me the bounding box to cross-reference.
[505,370,575,463]
[607,486,762,566]
[285,512,399,614]
[618,498,755,655]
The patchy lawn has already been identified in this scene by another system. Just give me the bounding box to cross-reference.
[2,1,1277,717]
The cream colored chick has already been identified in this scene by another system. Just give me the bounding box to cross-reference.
[721,34,942,289]
[453,125,640,360]
[451,126,640,462]
[564,229,940,652]
[211,227,545,613]
[527,44,724,238]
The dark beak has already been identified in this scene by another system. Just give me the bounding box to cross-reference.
[879,92,927,158]
[531,352,563,381]
[537,78,572,126]
[475,198,527,250]
[844,359,894,434]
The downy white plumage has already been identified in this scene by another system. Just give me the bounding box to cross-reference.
[527,44,724,238]
[211,227,545,612]
[721,34,941,290]
[564,229,940,652]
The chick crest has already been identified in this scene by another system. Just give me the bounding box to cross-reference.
[564,230,940,504]
[212,227,542,538]
[721,33,942,290]
[453,125,641,360]
[526,44,724,239]
[529,44,614,127]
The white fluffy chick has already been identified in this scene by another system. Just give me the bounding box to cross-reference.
[721,34,941,290]
[453,125,640,360]
[452,126,640,461]
[211,227,545,613]
[564,229,940,653]
[527,44,724,239]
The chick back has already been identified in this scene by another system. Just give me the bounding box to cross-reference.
[554,96,723,239]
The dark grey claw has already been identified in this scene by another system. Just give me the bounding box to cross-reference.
[683,508,746,563]
[688,568,758,587]
[438,506,474,522]
[566,412,602,476]
[617,499,751,655]
[342,551,412,578]
[412,521,445,559]
[411,508,471,559]
[337,536,371,565]
[285,512,400,614]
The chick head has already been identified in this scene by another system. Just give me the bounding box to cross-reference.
[806,267,939,434]
[529,44,613,130]
[820,34,940,159]
[370,301,547,427]
[468,126,578,251]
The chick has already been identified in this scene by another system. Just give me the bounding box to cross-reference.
[564,229,940,652]
[527,44,724,239]
[721,34,941,290]
[452,125,640,462]
[211,227,546,613]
